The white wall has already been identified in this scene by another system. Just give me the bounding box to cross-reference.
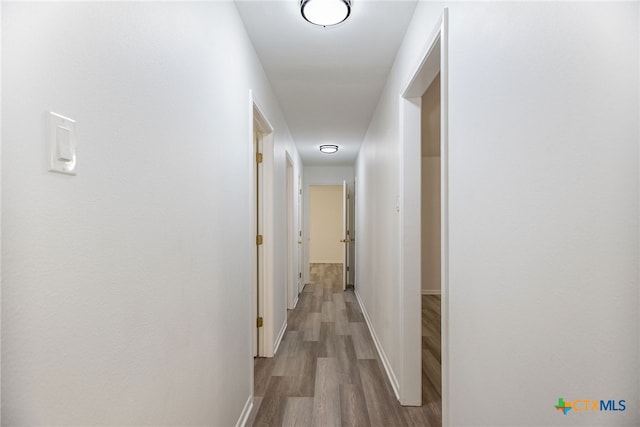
[356,1,639,425]
[303,166,354,284]
[1,2,301,425]
[0,2,3,420]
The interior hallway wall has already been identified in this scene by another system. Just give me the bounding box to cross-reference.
[355,1,639,425]
[1,2,301,425]
[303,166,354,286]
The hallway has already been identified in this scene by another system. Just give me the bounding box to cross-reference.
[248,270,441,426]
[2,2,639,425]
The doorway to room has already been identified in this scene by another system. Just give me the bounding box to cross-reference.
[398,9,448,418]
[420,72,442,408]
[308,185,345,287]
[251,97,274,359]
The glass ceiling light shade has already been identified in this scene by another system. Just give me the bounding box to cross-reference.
[320,144,339,154]
[301,0,352,27]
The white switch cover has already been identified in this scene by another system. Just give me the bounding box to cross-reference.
[49,112,77,175]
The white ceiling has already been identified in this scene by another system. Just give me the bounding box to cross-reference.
[235,0,418,166]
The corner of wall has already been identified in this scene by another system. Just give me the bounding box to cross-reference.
[234,396,254,427]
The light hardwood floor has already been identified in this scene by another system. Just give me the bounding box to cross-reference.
[248,265,441,426]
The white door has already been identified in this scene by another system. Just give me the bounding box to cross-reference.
[286,156,294,309]
[253,128,262,357]
[297,176,304,293]
[342,180,349,291]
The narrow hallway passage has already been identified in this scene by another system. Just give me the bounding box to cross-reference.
[248,269,441,426]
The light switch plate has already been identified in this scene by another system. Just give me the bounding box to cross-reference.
[49,112,77,175]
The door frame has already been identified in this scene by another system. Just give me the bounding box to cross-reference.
[341,180,350,290]
[285,152,298,309]
[307,184,347,286]
[398,8,449,422]
[302,178,354,287]
[297,175,304,294]
[250,91,275,359]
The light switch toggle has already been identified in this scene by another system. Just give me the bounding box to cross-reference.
[49,112,77,175]
[56,125,73,161]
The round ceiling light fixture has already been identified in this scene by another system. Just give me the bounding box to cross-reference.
[319,144,339,154]
[301,0,352,27]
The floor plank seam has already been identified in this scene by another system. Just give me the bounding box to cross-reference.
[251,265,441,426]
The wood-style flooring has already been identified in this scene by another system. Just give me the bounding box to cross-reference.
[248,265,441,426]
[422,294,441,409]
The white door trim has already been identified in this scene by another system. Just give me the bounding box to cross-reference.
[297,175,304,294]
[285,152,297,309]
[398,9,449,424]
[302,179,353,287]
[342,180,348,291]
[250,91,276,359]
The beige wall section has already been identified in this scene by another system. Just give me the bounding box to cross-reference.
[309,185,343,263]
[421,74,441,294]
[422,73,440,157]
[422,158,440,293]
[302,166,354,286]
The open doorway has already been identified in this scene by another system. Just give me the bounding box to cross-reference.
[252,97,274,359]
[308,185,344,287]
[420,73,442,408]
[398,9,448,420]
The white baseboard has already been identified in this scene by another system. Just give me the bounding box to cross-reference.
[235,395,253,427]
[354,290,400,400]
[421,289,441,295]
[273,321,287,355]
[292,295,299,309]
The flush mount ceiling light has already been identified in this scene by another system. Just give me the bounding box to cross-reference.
[319,144,339,154]
[301,0,352,27]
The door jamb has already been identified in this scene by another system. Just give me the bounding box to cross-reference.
[398,9,449,424]
[302,179,354,287]
[285,152,297,309]
[297,175,304,294]
[251,92,275,359]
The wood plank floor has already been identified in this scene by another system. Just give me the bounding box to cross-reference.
[422,294,441,413]
[248,266,441,426]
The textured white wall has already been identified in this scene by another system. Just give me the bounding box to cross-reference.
[1,2,300,425]
[356,1,639,425]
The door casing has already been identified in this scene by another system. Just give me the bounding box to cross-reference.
[251,92,275,360]
[398,9,449,421]
[286,153,298,309]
